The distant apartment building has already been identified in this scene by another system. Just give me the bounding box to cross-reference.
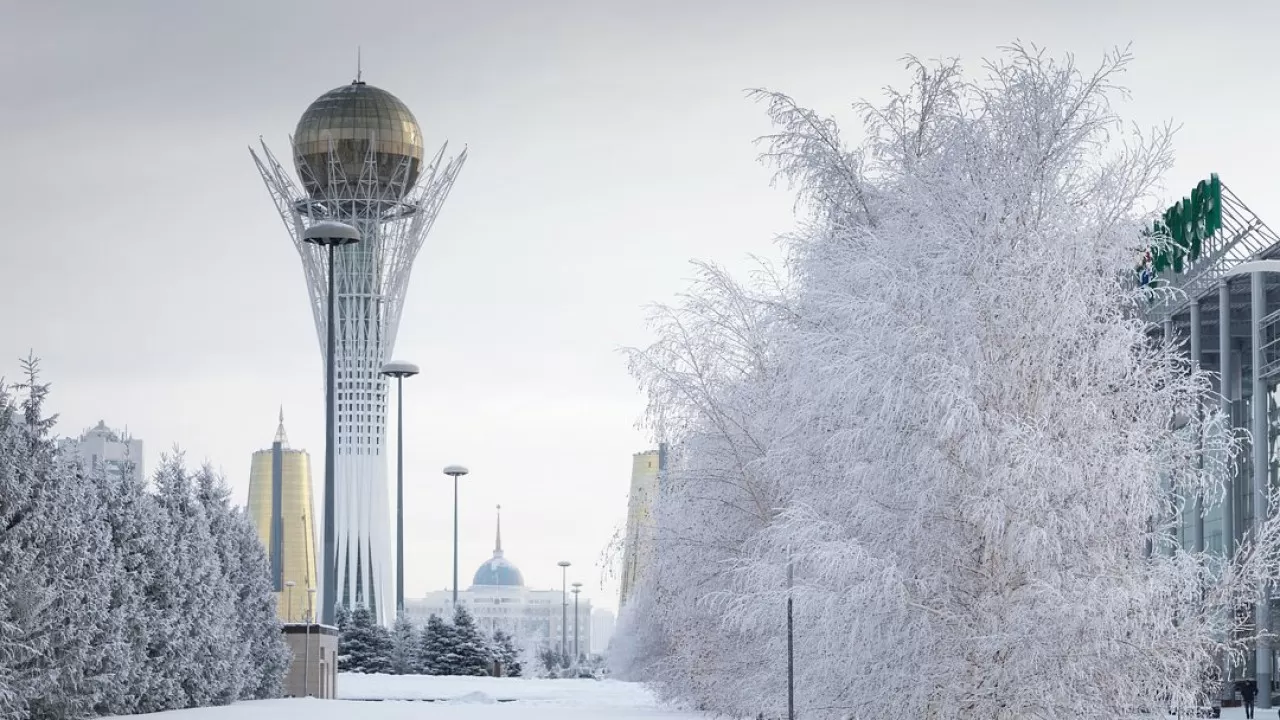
[246,410,319,623]
[591,607,616,655]
[64,420,144,483]
[618,446,664,609]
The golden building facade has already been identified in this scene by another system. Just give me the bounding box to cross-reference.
[619,448,663,609]
[247,412,319,623]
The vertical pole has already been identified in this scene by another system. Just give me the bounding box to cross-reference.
[1192,298,1205,554]
[1222,281,1236,558]
[396,375,404,615]
[322,243,338,626]
[562,568,569,665]
[452,474,459,606]
[304,622,312,697]
[574,591,580,660]
[1253,271,1272,709]
[787,558,795,720]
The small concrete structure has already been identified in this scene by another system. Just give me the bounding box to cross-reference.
[281,623,338,698]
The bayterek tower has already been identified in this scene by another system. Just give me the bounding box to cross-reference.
[251,78,466,625]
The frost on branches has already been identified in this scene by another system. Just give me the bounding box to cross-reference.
[614,46,1280,720]
[0,359,289,720]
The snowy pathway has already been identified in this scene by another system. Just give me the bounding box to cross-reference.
[106,676,703,720]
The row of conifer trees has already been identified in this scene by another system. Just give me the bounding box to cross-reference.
[336,604,523,677]
[0,360,290,720]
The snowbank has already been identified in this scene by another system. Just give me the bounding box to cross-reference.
[338,672,662,707]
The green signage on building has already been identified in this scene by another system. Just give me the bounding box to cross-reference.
[1138,174,1222,285]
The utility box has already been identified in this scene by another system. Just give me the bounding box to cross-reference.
[281,623,338,698]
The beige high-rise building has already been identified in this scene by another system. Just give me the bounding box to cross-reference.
[247,410,319,623]
[619,447,663,609]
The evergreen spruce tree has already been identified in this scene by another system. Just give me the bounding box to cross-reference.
[227,506,289,698]
[416,613,455,675]
[192,465,249,705]
[491,630,521,677]
[335,604,353,671]
[450,605,493,676]
[342,605,388,673]
[0,364,86,717]
[0,360,291,718]
[196,467,288,699]
[85,454,153,717]
[154,454,240,708]
[389,613,417,675]
[367,621,395,675]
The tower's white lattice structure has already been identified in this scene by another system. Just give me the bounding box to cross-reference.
[251,80,466,625]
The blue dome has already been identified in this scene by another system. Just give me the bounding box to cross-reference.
[472,556,524,587]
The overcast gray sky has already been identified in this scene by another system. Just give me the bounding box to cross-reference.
[3,0,1278,610]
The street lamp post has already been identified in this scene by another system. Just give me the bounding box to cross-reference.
[285,580,296,623]
[303,220,361,626]
[571,582,582,662]
[443,465,470,606]
[787,557,795,720]
[305,587,316,697]
[558,560,571,665]
[381,360,420,616]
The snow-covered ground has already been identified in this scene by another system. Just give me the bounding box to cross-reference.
[104,675,701,720]
[102,675,1278,720]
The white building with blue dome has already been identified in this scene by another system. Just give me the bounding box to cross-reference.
[404,508,593,658]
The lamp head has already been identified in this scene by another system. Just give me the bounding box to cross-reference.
[558,560,571,568]
[303,220,361,247]
[381,359,421,378]
[444,464,470,478]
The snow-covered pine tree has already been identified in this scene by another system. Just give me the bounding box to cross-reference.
[491,630,521,677]
[153,453,240,708]
[196,466,288,699]
[226,505,289,699]
[134,476,189,713]
[389,613,417,675]
[334,604,353,671]
[0,363,89,718]
[366,621,394,675]
[416,613,456,675]
[193,465,250,704]
[341,605,393,674]
[449,605,493,676]
[87,450,156,717]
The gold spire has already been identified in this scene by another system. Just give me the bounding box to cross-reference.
[274,406,290,448]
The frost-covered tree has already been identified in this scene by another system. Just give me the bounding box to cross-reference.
[449,605,493,676]
[491,630,521,677]
[0,361,287,718]
[197,468,288,699]
[616,45,1280,720]
[389,613,418,675]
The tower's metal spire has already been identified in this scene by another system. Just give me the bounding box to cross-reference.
[494,504,503,556]
[356,46,363,84]
[274,405,290,448]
